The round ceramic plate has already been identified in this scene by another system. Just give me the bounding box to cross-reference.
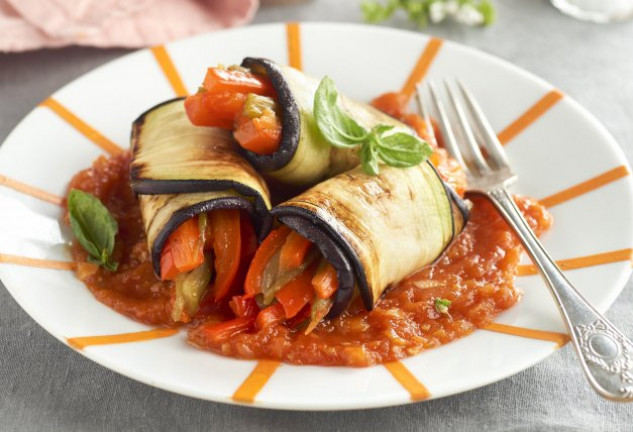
[1,23,632,410]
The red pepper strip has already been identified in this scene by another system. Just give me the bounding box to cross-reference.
[274,265,315,319]
[203,217,214,251]
[278,230,313,271]
[202,67,274,96]
[229,295,259,319]
[255,303,286,330]
[184,92,247,129]
[198,317,255,344]
[160,217,203,280]
[229,213,258,293]
[311,261,338,300]
[210,209,241,301]
[233,110,282,155]
[197,212,257,313]
[244,226,292,297]
[370,91,408,119]
[159,242,179,281]
[286,304,311,329]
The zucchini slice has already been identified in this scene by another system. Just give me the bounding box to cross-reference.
[271,161,469,315]
[240,57,413,186]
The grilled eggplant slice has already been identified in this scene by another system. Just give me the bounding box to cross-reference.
[130,98,272,278]
[271,161,469,315]
[130,98,271,219]
[240,58,412,186]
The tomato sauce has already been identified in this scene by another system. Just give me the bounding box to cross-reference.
[66,152,174,326]
[66,151,552,366]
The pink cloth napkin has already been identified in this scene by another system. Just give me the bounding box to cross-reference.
[0,0,259,52]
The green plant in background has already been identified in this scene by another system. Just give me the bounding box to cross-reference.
[362,0,495,27]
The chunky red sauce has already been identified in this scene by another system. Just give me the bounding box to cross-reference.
[66,151,551,366]
[66,152,174,325]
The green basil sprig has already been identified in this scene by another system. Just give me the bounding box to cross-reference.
[361,0,495,28]
[67,189,119,271]
[314,76,432,176]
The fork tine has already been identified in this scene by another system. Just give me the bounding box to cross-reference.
[414,85,437,148]
[456,79,512,172]
[443,80,491,175]
[422,82,469,172]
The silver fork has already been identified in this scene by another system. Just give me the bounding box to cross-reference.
[417,80,633,402]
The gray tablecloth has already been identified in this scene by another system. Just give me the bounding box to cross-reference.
[2,1,633,430]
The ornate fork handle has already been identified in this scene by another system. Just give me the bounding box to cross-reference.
[488,187,633,401]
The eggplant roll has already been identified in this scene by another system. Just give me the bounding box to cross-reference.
[130,98,272,278]
[270,161,469,317]
[240,58,411,185]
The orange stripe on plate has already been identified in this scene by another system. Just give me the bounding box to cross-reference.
[286,22,302,70]
[232,360,281,403]
[150,45,188,97]
[539,165,629,208]
[401,37,443,102]
[0,174,63,205]
[67,328,179,350]
[484,323,569,347]
[0,254,75,270]
[517,248,633,276]
[497,90,564,145]
[384,361,431,401]
[40,98,123,155]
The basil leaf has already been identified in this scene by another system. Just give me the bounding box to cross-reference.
[359,141,380,176]
[376,132,433,168]
[314,76,368,148]
[314,76,433,176]
[67,189,119,271]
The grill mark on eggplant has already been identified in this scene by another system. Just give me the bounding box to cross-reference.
[274,163,470,312]
[130,99,271,217]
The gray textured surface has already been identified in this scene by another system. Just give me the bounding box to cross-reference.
[1,0,633,430]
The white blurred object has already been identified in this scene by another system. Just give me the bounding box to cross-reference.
[551,0,633,22]
[427,0,485,25]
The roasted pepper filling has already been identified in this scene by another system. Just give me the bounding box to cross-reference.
[214,225,338,335]
[159,209,257,322]
[186,225,339,343]
[184,66,283,155]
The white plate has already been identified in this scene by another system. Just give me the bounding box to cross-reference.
[1,23,632,410]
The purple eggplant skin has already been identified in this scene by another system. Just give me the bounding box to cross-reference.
[275,213,356,319]
[240,57,301,172]
[150,197,258,277]
[131,178,271,238]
